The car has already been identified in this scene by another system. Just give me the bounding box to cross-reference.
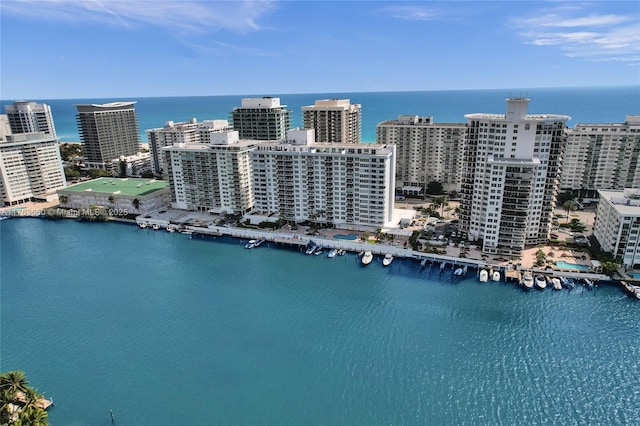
[550,233,559,239]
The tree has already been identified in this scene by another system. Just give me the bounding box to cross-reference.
[87,169,112,179]
[562,200,576,223]
[0,371,27,395]
[108,195,116,205]
[131,198,141,212]
[58,194,68,205]
[141,171,155,179]
[432,195,449,218]
[119,160,127,178]
[425,181,444,195]
[64,167,80,179]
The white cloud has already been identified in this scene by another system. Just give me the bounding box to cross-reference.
[511,5,640,63]
[1,0,276,34]
[384,5,439,21]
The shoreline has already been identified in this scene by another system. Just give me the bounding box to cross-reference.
[4,203,639,299]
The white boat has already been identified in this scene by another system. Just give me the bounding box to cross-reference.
[535,275,547,290]
[479,269,489,283]
[327,249,338,258]
[361,251,373,265]
[245,239,258,249]
[454,267,463,276]
[305,244,317,255]
[420,258,427,268]
[166,227,175,233]
[522,271,534,289]
[138,222,148,229]
[551,277,562,290]
[254,238,266,247]
[492,270,501,282]
[382,253,394,266]
[314,246,324,256]
[635,289,640,300]
[337,249,346,256]
[152,224,159,230]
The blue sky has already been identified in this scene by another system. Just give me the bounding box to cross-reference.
[1,1,639,99]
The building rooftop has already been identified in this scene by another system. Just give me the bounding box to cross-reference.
[63,178,168,196]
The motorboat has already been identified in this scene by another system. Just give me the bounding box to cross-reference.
[522,271,534,289]
[535,275,547,290]
[492,270,501,282]
[583,279,594,290]
[361,251,373,265]
[551,277,562,290]
[382,253,394,267]
[245,239,258,249]
[420,258,427,268]
[138,222,148,229]
[327,248,338,258]
[254,238,266,247]
[337,249,346,256]
[559,276,575,289]
[314,246,324,256]
[479,269,489,283]
[166,226,175,233]
[152,224,159,230]
[454,267,463,276]
[305,243,317,255]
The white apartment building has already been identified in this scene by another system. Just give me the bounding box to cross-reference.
[302,99,361,144]
[162,131,255,214]
[376,115,466,193]
[561,115,640,191]
[459,98,569,256]
[251,129,396,229]
[0,132,66,206]
[146,119,232,176]
[111,152,152,177]
[231,97,291,141]
[0,115,11,142]
[5,101,57,136]
[593,188,640,268]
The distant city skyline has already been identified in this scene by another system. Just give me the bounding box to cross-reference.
[1,1,638,100]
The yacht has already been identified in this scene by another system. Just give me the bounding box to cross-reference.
[327,248,338,258]
[361,251,373,265]
[152,224,159,230]
[305,242,317,255]
[492,270,501,282]
[337,249,346,256]
[382,253,394,267]
[453,267,463,276]
[522,271,534,290]
[535,275,547,290]
[254,238,266,247]
[551,277,562,290]
[479,269,489,283]
[138,222,148,229]
[245,239,258,249]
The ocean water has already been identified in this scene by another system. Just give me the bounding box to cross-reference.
[1,218,639,425]
[2,86,639,143]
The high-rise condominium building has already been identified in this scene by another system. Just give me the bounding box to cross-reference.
[231,97,291,141]
[0,115,11,142]
[251,129,396,228]
[459,98,569,256]
[0,132,66,206]
[560,115,640,191]
[162,131,255,214]
[376,115,466,193]
[593,188,640,268]
[302,99,361,143]
[146,119,232,176]
[5,101,57,136]
[76,102,141,169]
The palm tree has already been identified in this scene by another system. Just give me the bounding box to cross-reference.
[131,198,141,212]
[0,370,27,395]
[562,200,576,223]
[432,195,449,217]
[58,194,68,205]
[108,195,116,206]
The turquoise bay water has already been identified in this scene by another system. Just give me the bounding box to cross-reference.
[1,219,639,424]
[555,261,591,271]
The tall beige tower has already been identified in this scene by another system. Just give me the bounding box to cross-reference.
[302,99,361,143]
